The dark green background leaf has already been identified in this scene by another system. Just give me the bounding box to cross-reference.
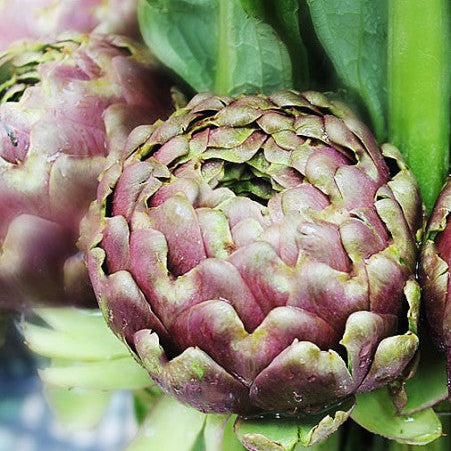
[139,0,294,96]
[401,337,449,414]
[306,0,387,139]
[239,0,309,89]
[352,388,442,445]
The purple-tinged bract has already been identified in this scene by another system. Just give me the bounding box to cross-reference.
[0,0,139,52]
[420,177,451,394]
[0,34,174,309]
[84,91,422,415]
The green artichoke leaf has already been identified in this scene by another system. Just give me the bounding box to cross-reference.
[23,308,153,391]
[204,414,246,451]
[238,0,309,90]
[127,395,246,451]
[23,308,133,361]
[39,357,152,391]
[306,0,387,140]
[235,417,299,451]
[400,338,449,415]
[133,388,164,425]
[138,0,293,96]
[234,397,353,450]
[352,387,442,445]
[43,385,112,431]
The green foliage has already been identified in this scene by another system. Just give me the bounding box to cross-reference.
[306,0,388,140]
[22,308,153,428]
[139,0,449,208]
[401,336,449,415]
[127,396,246,451]
[235,398,354,450]
[352,388,442,445]
[138,0,298,95]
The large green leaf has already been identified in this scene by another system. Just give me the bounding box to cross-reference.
[23,308,153,412]
[23,308,129,360]
[235,398,353,450]
[126,395,246,451]
[235,417,299,451]
[39,357,152,391]
[44,385,112,431]
[306,0,387,139]
[401,340,448,414]
[21,308,156,430]
[138,0,293,95]
[127,394,347,451]
[239,0,309,89]
[126,396,204,450]
[371,415,450,451]
[352,387,442,445]
[204,415,246,451]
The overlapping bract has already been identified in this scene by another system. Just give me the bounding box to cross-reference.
[420,178,451,394]
[0,34,174,309]
[0,0,139,52]
[85,91,422,415]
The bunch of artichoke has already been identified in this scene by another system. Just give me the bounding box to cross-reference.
[0,33,174,309]
[0,0,139,51]
[84,90,422,416]
[420,178,451,393]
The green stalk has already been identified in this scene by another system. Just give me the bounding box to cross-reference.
[215,0,234,94]
[388,0,450,212]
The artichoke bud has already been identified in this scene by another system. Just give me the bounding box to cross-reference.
[0,0,140,53]
[420,177,451,395]
[0,33,174,309]
[85,90,422,415]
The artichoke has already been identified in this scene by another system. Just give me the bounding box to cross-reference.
[0,34,174,309]
[0,0,139,52]
[85,91,422,415]
[420,177,451,394]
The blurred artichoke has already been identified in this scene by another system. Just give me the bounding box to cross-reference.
[84,91,422,415]
[0,34,174,309]
[420,177,451,395]
[0,0,139,52]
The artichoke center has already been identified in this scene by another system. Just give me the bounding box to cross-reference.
[214,161,278,207]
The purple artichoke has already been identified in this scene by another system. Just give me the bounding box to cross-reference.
[84,91,422,415]
[0,0,139,52]
[420,178,451,393]
[0,34,174,309]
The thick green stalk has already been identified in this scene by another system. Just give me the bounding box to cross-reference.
[388,0,449,212]
[215,0,234,94]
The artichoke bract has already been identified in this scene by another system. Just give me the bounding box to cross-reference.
[0,34,174,309]
[420,178,451,394]
[85,91,422,415]
[0,0,139,52]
